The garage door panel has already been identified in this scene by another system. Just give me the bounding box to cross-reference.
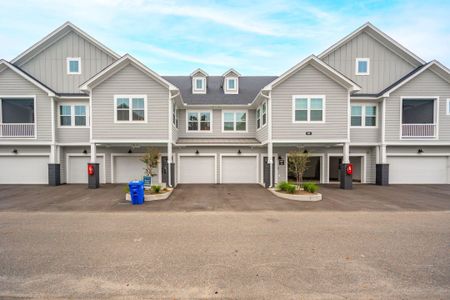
[68,156,105,184]
[0,156,48,184]
[222,156,257,184]
[114,156,146,183]
[388,156,448,184]
[179,156,215,184]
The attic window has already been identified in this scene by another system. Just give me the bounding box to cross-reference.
[356,58,369,75]
[67,57,81,74]
[225,77,238,94]
[193,77,206,94]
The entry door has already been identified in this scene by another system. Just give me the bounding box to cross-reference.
[161,156,175,186]
[263,157,275,188]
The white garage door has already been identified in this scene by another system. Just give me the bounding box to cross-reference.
[388,156,449,184]
[113,156,146,183]
[222,156,258,183]
[0,156,49,184]
[67,156,105,184]
[179,156,215,184]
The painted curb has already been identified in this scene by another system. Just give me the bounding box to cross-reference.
[269,188,322,202]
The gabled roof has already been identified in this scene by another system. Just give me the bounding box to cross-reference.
[190,68,208,77]
[263,55,360,92]
[0,59,56,96]
[80,54,178,91]
[318,22,425,66]
[222,68,241,77]
[11,21,120,66]
[163,76,277,105]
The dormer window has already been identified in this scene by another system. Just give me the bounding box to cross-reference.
[191,68,208,94]
[226,77,238,92]
[355,58,369,75]
[223,68,240,94]
[67,57,81,74]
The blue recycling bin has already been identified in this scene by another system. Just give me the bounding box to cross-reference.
[129,180,144,205]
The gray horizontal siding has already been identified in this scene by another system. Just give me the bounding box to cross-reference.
[322,31,416,94]
[0,68,52,142]
[387,145,450,154]
[91,64,169,141]
[350,128,379,143]
[385,69,450,142]
[20,31,116,94]
[271,65,348,140]
[56,128,89,143]
[178,109,257,138]
[256,125,268,143]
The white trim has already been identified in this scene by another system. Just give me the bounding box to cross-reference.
[350,103,378,128]
[66,57,81,75]
[91,139,168,144]
[399,96,439,140]
[192,77,206,94]
[387,152,450,157]
[113,95,148,123]
[65,153,106,184]
[0,60,56,96]
[285,152,326,183]
[177,153,218,184]
[190,68,209,77]
[0,141,52,145]
[0,95,37,139]
[219,153,259,184]
[57,142,90,146]
[57,102,89,128]
[185,110,213,132]
[317,22,425,65]
[386,142,450,146]
[272,139,347,144]
[224,77,238,94]
[355,58,370,75]
[222,68,241,77]
[256,100,268,131]
[327,152,367,184]
[447,99,450,115]
[221,110,248,133]
[0,152,50,156]
[261,153,278,185]
[175,143,263,147]
[292,95,326,123]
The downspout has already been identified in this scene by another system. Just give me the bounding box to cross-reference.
[167,90,180,187]
[380,97,387,164]
[50,96,56,163]
[260,90,273,187]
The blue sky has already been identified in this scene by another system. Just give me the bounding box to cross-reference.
[0,0,449,75]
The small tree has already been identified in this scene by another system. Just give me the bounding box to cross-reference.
[288,150,310,184]
[140,148,160,177]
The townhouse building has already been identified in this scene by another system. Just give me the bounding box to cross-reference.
[0,22,449,188]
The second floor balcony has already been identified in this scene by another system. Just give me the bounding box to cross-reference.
[0,98,36,138]
[401,98,437,139]
[0,123,35,138]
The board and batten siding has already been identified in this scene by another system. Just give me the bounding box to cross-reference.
[321,32,417,94]
[385,69,450,142]
[271,65,348,140]
[177,109,257,138]
[91,64,169,141]
[19,31,116,94]
[0,68,52,142]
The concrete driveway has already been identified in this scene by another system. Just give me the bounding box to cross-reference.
[0,183,449,212]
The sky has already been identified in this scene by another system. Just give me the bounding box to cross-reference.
[0,0,449,75]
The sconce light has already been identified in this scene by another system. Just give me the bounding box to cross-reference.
[237,149,242,154]
[128,149,133,154]
[12,149,18,154]
[303,149,308,154]
[417,148,424,154]
[82,149,87,154]
[195,150,199,155]
[278,156,282,160]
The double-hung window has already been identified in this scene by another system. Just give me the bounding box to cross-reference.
[59,104,88,127]
[187,111,211,131]
[293,96,325,123]
[256,101,267,129]
[114,95,146,123]
[192,77,206,94]
[351,104,377,127]
[172,101,178,127]
[223,111,247,132]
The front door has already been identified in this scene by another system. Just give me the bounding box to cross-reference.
[263,156,275,188]
[161,156,175,186]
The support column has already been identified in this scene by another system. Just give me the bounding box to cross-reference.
[48,144,61,186]
[376,144,389,186]
[88,143,99,189]
[167,142,172,187]
[340,143,352,189]
[268,142,273,188]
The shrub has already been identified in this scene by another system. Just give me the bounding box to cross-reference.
[151,185,162,194]
[303,182,319,193]
[123,186,130,193]
[276,181,297,194]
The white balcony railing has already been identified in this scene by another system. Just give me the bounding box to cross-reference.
[402,123,436,138]
[0,123,35,138]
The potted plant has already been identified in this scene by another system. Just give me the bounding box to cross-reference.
[140,148,160,189]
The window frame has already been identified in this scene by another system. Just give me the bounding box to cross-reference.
[447,99,450,115]
[355,58,370,75]
[57,102,89,128]
[186,110,213,132]
[192,77,206,94]
[172,101,178,128]
[350,103,378,128]
[256,100,267,130]
[222,110,248,133]
[113,95,147,123]
[224,77,238,94]
[292,95,326,123]
[66,57,81,75]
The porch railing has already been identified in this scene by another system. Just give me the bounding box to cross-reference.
[401,123,436,138]
[0,123,35,138]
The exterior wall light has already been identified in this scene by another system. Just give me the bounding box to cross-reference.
[82,149,87,154]
[12,149,18,154]
[417,148,424,154]
[238,149,242,154]
[195,150,199,155]
[128,149,133,154]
